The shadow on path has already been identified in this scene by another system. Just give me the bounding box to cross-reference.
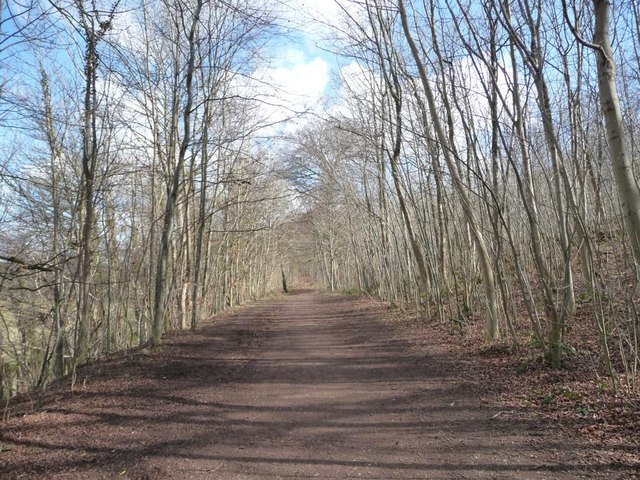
[0,291,632,479]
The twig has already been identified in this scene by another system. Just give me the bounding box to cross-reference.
[491,410,515,419]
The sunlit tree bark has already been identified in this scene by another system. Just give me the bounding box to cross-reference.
[398,0,500,339]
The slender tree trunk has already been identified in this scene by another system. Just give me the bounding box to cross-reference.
[152,0,204,346]
[397,0,500,339]
[75,20,99,365]
[281,265,288,293]
[40,68,65,380]
[191,114,209,329]
[387,74,429,289]
[593,0,640,272]
[366,0,429,290]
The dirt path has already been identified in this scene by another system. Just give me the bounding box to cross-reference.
[0,291,632,479]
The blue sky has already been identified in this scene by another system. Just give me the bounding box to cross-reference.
[255,0,349,130]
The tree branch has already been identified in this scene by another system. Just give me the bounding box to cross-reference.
[0,254,54,272]
[561,0,608,60]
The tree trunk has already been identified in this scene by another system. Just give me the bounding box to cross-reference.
[593,0,640,271]
[397,0,500,339]
[152,0,203,346]
[75,22,99,366]
[281,265,288,293]
[40,68,65,380]
[366,0,429,291]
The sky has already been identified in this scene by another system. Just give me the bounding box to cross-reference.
[255,0,352,133]
[0,0,363,159]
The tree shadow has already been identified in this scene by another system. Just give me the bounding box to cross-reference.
[0,292,635,479]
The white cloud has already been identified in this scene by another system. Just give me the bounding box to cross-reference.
[253,50,331,133]
[325,60,381,119]
[268,54,329,107]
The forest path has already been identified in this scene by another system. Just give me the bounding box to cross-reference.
[0,291,615,479]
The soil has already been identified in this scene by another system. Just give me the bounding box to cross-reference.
[0,290,637,479]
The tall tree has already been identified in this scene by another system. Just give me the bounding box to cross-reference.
[397,0,500,339]
[590,0,640,272]
[61,0,118,365]
[151,0,204,346]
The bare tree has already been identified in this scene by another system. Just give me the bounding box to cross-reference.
[397,0,500,339]
[151,0,204,346]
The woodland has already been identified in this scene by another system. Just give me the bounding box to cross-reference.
[0,0,639,422]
